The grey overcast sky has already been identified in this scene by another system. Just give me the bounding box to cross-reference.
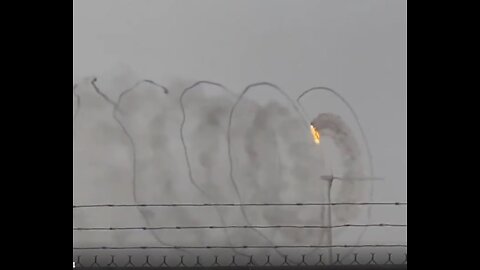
[74,0,406,244]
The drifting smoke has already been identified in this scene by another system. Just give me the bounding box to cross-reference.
[73,74,373,263]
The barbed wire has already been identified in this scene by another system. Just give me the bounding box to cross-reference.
[74,223,406,231]
[73,202,406,208]
[74,253,407,267]
[74,244,406,250]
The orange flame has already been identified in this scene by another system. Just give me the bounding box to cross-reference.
[310,125,321,144]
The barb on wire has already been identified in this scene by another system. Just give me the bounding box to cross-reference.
[74,223,406,231]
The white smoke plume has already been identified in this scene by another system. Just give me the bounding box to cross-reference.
[73,72,374,264]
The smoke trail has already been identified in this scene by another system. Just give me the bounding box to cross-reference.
[297,87,374,177]
[75,76,377,263]
[228,82,310,199]
[297,87,375,262]
[91,78,195,256]
[227,82,314,264]
[74,77,139,253]
[179,81,234,193]
[311,113,366,263]
[179,81,250,258]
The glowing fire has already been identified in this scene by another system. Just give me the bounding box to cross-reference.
[310,125,321,144]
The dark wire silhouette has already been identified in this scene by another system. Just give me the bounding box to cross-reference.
[73,202,406,208]
[74,244,407,250]
[179,80,251,258]
[179,81,235,193]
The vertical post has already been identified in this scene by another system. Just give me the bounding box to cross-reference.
[326,178,334,265]
[321,175,334,265]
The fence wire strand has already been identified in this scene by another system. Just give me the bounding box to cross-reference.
[74,223,406,231]
[73,202,406,208]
